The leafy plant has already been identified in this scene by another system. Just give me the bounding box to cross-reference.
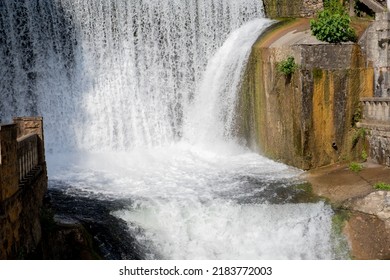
[352,127,366,148]
[351,107,362,127]
[323,0,345,13]
[277,56,298,76]
[361,149,368,161]
[374,182,390,191]
[310,2,356,43]
[349,162,363,172]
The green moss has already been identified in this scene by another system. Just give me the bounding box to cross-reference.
[331,209,351,259]
[291,182,325,203]
[313,68,323,80]
[332,210,350,234]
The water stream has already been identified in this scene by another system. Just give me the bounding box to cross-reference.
[1,0,347,259]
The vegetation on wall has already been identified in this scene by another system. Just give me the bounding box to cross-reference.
[310,0,356,43]
[277,56,298,76]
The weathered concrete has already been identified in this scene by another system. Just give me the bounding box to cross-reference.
[358,13,390,166]
[0,117,47,259]
[359,0,387,13]
[239,20,373,169]
[359,120,390,165]
[360,12,390,97]
[263,0,323,18]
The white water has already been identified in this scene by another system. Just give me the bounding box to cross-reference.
[1,0,344,259]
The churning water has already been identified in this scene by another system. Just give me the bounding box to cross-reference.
[1,0,345,259]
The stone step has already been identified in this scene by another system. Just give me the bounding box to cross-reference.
[359,0,386,13]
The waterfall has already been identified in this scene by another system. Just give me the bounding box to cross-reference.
[0,0,264,152]
[1,1,347,260]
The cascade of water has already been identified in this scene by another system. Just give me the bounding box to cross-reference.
[0,0,264,151]
[183,19,271,148]
[1,0,347,259]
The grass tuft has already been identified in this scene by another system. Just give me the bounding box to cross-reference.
[349,162,363,173]
[374,182,390,191]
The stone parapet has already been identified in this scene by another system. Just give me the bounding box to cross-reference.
[361,97,390,122]
[0,117,47,259]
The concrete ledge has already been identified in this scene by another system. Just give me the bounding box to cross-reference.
[358,121,390,132]
[361,97,390,101]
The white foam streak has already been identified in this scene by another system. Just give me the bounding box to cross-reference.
[115,201,333,259]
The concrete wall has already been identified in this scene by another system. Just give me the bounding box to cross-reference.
[358,13,390,166]
[239,22,374,169]
[263,0,323,18]
[360,12,390,97]
[0,117,47,259]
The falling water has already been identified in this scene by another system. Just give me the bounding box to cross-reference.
[1,0,265,151]
[0,0,347,259]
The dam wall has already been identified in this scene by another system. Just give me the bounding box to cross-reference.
[239,20,374,169]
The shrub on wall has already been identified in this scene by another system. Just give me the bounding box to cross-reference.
[310,0,356,43]
[277,56,298,76]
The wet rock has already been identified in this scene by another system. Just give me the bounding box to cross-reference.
[343,212,390,259]
[344,191,390,228]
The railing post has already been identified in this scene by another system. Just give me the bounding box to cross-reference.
[13,117,45,165]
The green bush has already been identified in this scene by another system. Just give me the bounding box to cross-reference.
[374,182,390,191]
[310,3,356,43]
[349,162,363,173]
[277,56,298,76]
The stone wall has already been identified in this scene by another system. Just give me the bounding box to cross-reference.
[360,12,390,97]
[0,117,47,259]
[263,0,323,18]
[0,125,18,201]
[358,12,390,166]
[358,98,390,165]
[239,22,374,169]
